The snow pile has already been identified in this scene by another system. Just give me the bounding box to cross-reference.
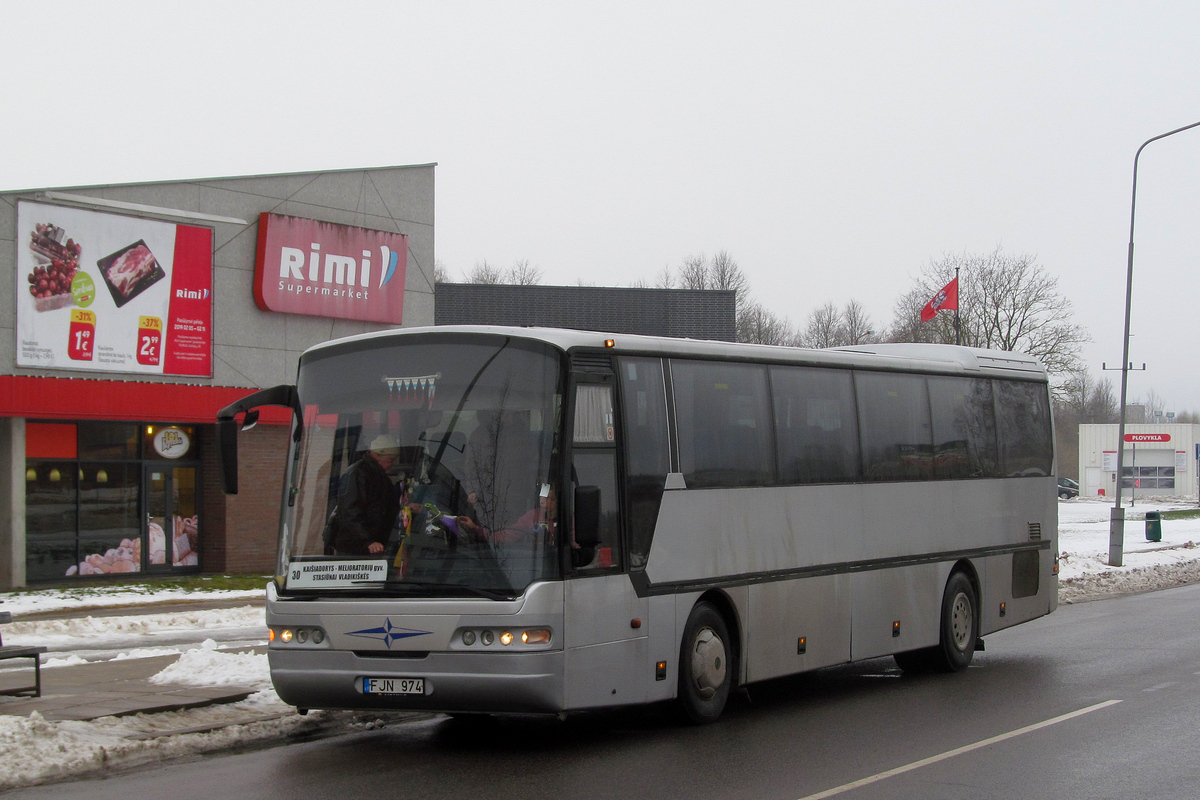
[1,606,267,649]
[0,702,329,791]
[0,638,320,791]
[0,585,265,616]
[149,639,271,689]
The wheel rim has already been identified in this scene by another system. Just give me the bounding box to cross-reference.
[689,627,727,699]
[950,591,973,651]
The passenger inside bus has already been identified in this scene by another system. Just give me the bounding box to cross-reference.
[323,434,402,556]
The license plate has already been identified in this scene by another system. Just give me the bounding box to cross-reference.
[362,677,424,695]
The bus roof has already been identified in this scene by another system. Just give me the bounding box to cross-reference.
[303,325,1049,381]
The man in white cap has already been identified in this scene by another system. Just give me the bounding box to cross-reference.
[327,434,402,555]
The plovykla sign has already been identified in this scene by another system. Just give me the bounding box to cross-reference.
[253,213,408,324]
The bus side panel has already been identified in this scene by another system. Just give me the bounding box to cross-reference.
[746,575,851,682]
[645,593,678,703]
[564,573,650,709]
[981,549,1059,636]
[850,563,948,661]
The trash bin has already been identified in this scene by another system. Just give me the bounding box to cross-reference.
[1145,511,1162,543]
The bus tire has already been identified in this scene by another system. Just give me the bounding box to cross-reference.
[677,601,733,724]
[934,571,977,672]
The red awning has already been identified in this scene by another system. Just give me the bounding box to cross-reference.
[0,375,292,424]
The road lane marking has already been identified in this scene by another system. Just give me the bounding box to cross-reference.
[795,700,1123,800]
[1143,682,1177,692]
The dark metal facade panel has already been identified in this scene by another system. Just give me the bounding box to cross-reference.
[434,284,737,341]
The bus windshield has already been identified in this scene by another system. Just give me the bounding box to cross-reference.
[281,335,563,599]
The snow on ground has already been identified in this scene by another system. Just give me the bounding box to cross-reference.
[0,585,264,616]
[1,606,268,654]
[1057,497,1200,602]
[0,633,404,791]
[3,498,1200,790]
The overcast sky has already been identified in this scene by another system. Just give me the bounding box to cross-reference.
[3,2,1199,408]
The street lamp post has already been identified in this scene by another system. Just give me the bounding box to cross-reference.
[1109,120,1200,567]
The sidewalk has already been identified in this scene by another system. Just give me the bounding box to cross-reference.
[0,652,257,721]
[0,596,265,722]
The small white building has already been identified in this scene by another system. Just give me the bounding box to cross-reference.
[1078,424,1200,499]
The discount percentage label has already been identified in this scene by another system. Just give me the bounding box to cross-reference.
[67,309,96,361]
[137,315,163,366]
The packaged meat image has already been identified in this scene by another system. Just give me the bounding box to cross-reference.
[97,239,166,308]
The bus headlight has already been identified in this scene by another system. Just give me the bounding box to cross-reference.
[480,630,494,646]
[281,629,294,643]
[499,631,514,646]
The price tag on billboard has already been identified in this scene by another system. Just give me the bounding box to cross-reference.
[67,309,96,361]
[137,315,163,366]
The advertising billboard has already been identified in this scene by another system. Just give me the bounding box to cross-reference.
[16,201,214,377]
[253,212,408,324]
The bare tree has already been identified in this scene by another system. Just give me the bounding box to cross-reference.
[1138,389,1168,422]
[840,300,878,345]
[468,260,504,284]
[709,250,750,313]
[890,248,1089,382]
[677,255,710,290]
[507,259,542,286]
[433,260,451,284]
[655,265,675,289]
[799,303,843,348]
[737,301,797,345]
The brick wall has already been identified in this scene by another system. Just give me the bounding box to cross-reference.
[202,424,288,575]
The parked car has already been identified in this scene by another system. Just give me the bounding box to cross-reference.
[1057,477,1080,499]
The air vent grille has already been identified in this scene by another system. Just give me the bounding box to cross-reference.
[1028,522,1042,541]
[571,353,613,373]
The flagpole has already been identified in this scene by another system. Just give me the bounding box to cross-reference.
[953,267,960,346]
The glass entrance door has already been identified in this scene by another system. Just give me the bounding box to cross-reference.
[144,465,200,570]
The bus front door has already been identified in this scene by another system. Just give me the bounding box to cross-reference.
[564,380,650,709]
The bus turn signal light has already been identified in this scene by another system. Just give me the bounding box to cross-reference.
[521,629,552,645]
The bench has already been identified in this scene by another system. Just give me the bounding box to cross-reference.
[0,609,48,698]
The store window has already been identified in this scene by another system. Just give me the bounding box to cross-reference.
[25,421,202,581]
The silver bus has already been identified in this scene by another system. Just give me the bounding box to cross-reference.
[218,325,1057,723]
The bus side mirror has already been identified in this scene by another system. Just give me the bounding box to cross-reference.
[574,486,601,548]
[216,385,299,497]
[217,416,240,495]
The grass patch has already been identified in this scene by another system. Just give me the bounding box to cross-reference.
[6,575,271,596]
[1160,509,1200,520]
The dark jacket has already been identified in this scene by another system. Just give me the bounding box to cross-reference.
[328,455,399,555]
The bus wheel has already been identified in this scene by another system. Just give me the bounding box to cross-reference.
[935,572,977,672]
[677,602,733,724]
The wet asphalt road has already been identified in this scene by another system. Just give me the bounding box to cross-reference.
[11,582,1200,800]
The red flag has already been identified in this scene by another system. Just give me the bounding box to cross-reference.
[920,277,958,322]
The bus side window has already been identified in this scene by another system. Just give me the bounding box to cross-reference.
[994,379,1053,477]
[572,383,621,571]
[672,360,773,488]
[856,371,934,481]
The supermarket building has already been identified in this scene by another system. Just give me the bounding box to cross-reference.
[0,165,436,589]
